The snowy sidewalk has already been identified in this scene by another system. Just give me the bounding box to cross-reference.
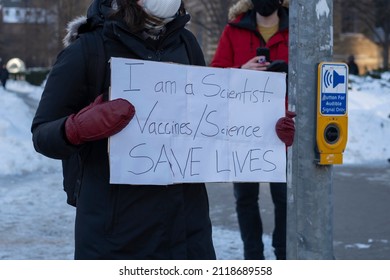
[0,169,277,260]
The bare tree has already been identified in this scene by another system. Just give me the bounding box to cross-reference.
[54,0,90,54]
[186,0,236,38]
[26,0,57,66]
[184,0,237,63]
[372,0,390,70]
[24,0,90,65]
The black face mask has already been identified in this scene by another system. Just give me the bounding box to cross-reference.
[252,0,282,17]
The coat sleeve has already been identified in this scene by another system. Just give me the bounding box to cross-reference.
[210,25,240,68]
[31,39,90,160]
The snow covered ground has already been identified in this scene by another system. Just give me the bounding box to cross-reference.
[0,72,390,260]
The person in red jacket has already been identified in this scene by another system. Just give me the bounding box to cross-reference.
[211,0,294,260]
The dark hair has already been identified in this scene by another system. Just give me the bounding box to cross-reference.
[111,0,146,32]
[178,1,186,15]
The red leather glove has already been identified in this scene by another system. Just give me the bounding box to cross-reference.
[275,111,296,147]
[65,95,135,145]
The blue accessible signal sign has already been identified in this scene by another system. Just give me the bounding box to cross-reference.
[319,63,348,115]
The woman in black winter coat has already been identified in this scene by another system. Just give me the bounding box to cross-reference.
[31,0,216,260]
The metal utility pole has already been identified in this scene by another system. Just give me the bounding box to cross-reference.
[287,0,334,259]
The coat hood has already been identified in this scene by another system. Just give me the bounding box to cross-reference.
[63,16,88,48]
[63,0,114,47]
[228,0,289,21]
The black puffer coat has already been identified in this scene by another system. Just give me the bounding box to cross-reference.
[31,1,215,260]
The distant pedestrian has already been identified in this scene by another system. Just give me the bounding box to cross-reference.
[347,55,359,76]
[1,65,9,89]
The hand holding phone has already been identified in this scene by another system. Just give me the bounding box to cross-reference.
[256,47,270,64]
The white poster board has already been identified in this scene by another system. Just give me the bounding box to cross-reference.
[109,57,287,185]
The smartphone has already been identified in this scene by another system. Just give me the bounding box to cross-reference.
[256,47,270,63]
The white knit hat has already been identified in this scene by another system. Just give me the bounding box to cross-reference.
[143,0,181,19]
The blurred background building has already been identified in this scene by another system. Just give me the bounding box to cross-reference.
[333,0,388,74]
[0,0,388,75]
[184,0,389,74]
[0,0,90,68]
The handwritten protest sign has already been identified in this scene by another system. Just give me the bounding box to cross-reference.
[109,57,287,185]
